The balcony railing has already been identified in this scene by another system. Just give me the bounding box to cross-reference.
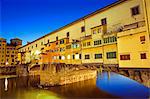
[123,21,145,31]
[80,35,92,41]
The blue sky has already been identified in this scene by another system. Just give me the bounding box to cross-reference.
[0,0,118,45]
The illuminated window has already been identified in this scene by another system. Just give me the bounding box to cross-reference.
[62,56,65,60]
[67,55,71,59]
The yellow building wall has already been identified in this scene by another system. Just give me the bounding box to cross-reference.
[65,49,82,65]
[18,0,149,68]
[103,44,118,65]
[118,30,150,68]
[145,0,150,29]
[82,47,103,64]
[85,0,144,35]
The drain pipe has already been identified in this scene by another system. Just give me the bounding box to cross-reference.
[142,0,150,59]
[142,0,150,38]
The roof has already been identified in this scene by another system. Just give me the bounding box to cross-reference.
[0,38,6,40]
[19,0,127,49]
[11,38,22,41]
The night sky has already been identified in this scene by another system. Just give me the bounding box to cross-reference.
[1,0,118,45]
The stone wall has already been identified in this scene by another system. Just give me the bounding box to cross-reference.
[40,70,97,86]
[0,66,16,75]
[16,64,28,76]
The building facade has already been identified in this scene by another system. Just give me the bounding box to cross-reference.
[0,38,22,66]
[18,0,150,68]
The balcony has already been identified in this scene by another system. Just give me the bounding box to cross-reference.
[123,21,145,31]
[117,24,146,37]
[81,35,92,41]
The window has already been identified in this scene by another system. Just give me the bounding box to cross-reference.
[41,42,43,45]
[95,54,102,59]
[107,52,116,59]
[81,26,85,32]
[93,30,96,34]
[67,55,71,59]
[72,55,75,59]
[98,28,102,33]
[48,40,49,43]
[120,54,130,60]
[60,48,65,52]
[141,53,146,59]
[104,36,117,44]
[131,6,140,16]
[104,38,108,43]
[36,44,37,47]
[56,41,58,45]
[60,39,64,44]
[59,56,61,60]
[94,40,101,45]
[87,42,91,46]
[66,45,71,49]
[67,32,70,37]
[79,54,82,59]
[83,43,86,47]
[101,18,107,25]
[12,59,14,62]
[140,36,145,42]
[85,55,90,59]
[56,36,58,41]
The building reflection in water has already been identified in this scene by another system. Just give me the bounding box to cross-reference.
[97,72,150,98]
[4,78,8,91]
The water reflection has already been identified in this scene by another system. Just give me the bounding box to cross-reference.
[0,72,149,99]
[4,78,8,91]
[97,72,150,98]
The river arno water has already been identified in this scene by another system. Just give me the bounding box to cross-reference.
[0,72,149,99]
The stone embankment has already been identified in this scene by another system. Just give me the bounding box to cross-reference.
[16,64,28,76]
[40,70,97,86]
[0,66,16,75]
